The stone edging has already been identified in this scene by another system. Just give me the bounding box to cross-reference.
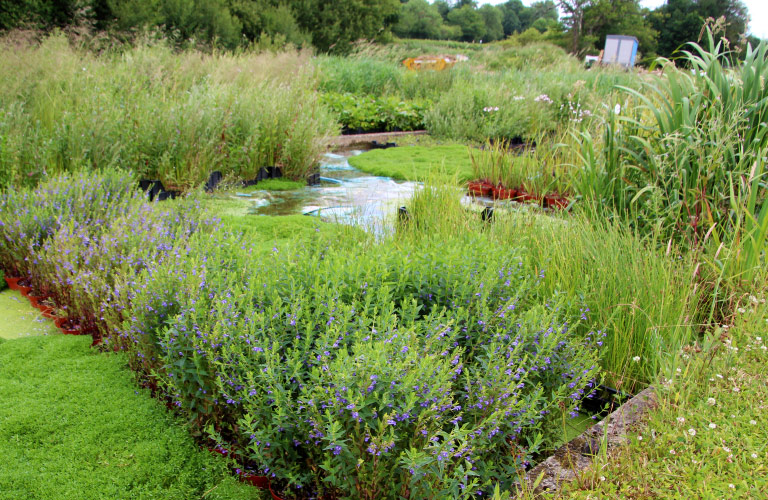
[328,130,428,149]
[525,386,657,495]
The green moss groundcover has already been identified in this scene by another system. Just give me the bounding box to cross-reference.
[0,335,261,500]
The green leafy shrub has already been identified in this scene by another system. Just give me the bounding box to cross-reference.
[320,92,431,133]
[113,228,603,499]
[1,169,605,498]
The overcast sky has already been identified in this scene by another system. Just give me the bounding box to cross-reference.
[478,0,768,39]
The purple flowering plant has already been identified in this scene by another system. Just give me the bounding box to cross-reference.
[119,229,604,498]
[3,172,605,499]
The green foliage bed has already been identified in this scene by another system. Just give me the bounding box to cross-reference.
[347,145,473,182]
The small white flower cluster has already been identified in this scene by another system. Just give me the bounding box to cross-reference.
[560,100,593,123]
[483,106,500,113]
[534,94,553,104]
[513,95,525,101]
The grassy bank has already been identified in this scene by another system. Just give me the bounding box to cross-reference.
[0,335,260,500]
[557,295,768,499]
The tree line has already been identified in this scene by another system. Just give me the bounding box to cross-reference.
[0,0,757,60]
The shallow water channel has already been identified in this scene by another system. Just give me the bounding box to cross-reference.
[247,150,420,231]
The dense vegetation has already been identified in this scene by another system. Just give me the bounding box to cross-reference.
[0,33,637,189]
[1,13,767,499]
[0,0,758,59]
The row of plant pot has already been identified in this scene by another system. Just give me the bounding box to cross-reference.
[4,276,100,343]
[141,166,298,201]
[467,180,570,210]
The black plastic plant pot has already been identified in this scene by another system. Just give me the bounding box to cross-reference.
[257,167,269,181]
[306,172,321,186]
[480,207,494,223]
[148,181,165,201]
[397,206,410,224]
[205,171,223,192]
[580,384,634,416]
[370,140,397,150]
[266,166,283,179]
[156,190,180,202]
[138,179,164,201]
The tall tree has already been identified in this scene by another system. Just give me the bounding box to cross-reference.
[556,0,593,53]
[446,4,485,41]
[499,0,523,36]
[393,0,447,39]
[478,4,504,41]
[583,0,657,56]
[291,0,401,53]
[650,0,749,57]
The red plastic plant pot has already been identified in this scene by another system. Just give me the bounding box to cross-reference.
[467,181,486,197]
[238,473,285,500]
[59,320,82,335]
[28,294,50,309]
[542,194,570,209]
[550,196,570,210]
[34,302,52,314]
[18,285,33,297]
[35,301,54,313]
[4,277,21,290]
[519,192,538,203]
[498,187,519,200]
[480,181,494,197]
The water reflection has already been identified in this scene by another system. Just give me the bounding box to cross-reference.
[248,150,420,230]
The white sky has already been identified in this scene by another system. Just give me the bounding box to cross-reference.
[478,0,768,39]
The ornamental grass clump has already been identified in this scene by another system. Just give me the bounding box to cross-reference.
[569,30,768,248]
[0,34,337,189]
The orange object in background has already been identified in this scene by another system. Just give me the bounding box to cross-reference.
[403,55,459,71]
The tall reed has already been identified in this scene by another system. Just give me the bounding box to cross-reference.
[0,34,337,189]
